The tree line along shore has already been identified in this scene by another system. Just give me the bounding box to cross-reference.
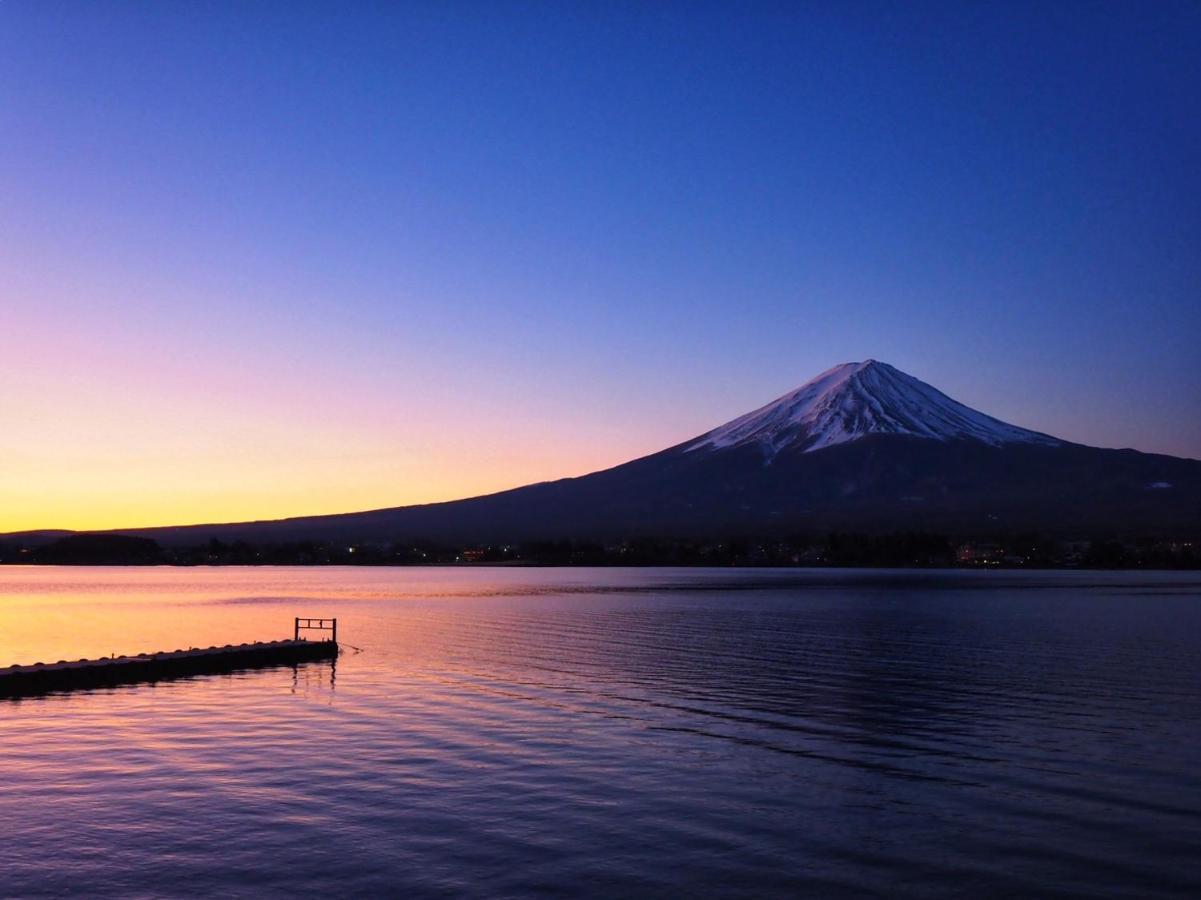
[0,532,1196,569]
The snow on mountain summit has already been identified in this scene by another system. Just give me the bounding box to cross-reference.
[687,360,1061,458]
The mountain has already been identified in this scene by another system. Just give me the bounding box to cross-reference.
[6,361,1199,545]
[685,360,1060,456]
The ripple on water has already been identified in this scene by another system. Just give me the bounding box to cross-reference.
[1,567,1200,897]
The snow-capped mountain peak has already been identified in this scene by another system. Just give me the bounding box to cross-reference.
[686,360,1060,458]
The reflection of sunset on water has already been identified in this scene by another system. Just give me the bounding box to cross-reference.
[3,567,1200,895]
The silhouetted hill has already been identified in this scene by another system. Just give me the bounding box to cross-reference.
[34,534,162,565]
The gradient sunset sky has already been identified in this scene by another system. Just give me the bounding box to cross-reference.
[2,3,1199,533]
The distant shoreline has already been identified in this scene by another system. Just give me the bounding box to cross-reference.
[2,531,1196,570]
[1,561,1197,572]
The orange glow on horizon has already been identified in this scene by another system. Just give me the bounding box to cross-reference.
[0,449,633,534]
[0,298,673,534]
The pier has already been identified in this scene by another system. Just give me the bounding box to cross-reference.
[1,619,338,699]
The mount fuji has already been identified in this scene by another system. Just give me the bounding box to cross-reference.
[14,361,1201,545]
[685,360,1060,457]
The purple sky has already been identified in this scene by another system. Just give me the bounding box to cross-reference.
[2,3,1198,530]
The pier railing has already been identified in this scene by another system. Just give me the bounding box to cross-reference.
[294,617,337,643]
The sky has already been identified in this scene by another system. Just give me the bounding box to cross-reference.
[2,2,1199,532]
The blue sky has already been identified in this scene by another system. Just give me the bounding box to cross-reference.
[1,2,1199,527]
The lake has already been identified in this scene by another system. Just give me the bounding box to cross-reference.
[1,567,1199,897]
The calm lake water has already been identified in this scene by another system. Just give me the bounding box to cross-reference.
[1,567,1199,898]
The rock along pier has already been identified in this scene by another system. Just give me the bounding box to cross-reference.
[0,618,338,699]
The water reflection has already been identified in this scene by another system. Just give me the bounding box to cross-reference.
[290,657,337,698]
[0,567,1199,897]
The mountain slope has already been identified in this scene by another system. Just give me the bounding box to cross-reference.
[6,361,1199,545]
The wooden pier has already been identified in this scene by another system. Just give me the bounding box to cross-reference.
[1,619,339,699]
